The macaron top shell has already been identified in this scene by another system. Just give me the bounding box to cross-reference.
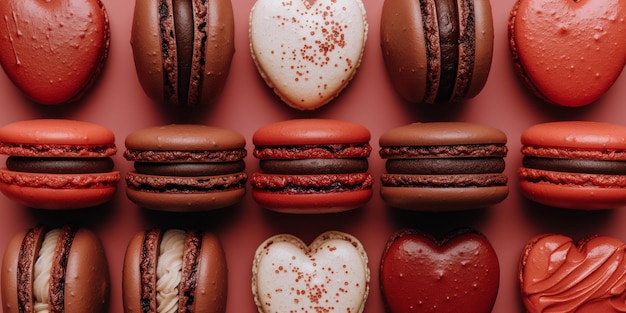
[521,121,626,150]
[379,122,507,147]
[253,119,371,146]
[124,124,245,151]
[0,119,116,157]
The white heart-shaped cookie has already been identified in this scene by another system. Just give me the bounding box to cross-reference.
[249,0,368,110]
[252,231,370,313]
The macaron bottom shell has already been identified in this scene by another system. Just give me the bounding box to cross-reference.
[126,188,245,212]
[381,186,509,211]
[251,189,373,214]
[519,181,626,210]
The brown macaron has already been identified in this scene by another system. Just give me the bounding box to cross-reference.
[131,0,235,107]
[1,225,110,313]
[122,229,227,313]
[380,0,494,105]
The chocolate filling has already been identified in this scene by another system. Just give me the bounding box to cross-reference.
[386,158,504,174]
[260,159,368,175]
[173,0,193,105]
[134,160,245,176]
[6,156,114,174]
[140,229,161,313]
[433,0,459,104]
[523,156,626,175]
[178,231,201,311]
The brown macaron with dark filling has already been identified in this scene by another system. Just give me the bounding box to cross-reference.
[1,225,110,313]
[124,124,247,212]
[122,228,227,313]
[131,0,235,107]
[380,0,494,105]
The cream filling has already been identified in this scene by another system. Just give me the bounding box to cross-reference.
[156,229,185,313]
[33,228,60,313]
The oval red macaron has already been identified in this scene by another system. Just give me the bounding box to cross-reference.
[519,121,626,209]
[251,119,373,214]
[0,119,119,209]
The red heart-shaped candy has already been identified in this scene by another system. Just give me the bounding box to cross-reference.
[380,229,499,313]
[0,0,110,104]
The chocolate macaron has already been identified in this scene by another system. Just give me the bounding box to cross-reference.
[122,228,227,313]
[250,119,373,213]
[1,225,110,313]
[124,124,247,211]
[380,0,494,104]
[0,119,120,210]
[519,121,626,209]
[379,122,508,211]
[131,0,235,107]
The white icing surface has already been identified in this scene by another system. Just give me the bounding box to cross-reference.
[253,231,369,313]
[249,0,368,109]
[33,228,60,313]
[156,229,185,313]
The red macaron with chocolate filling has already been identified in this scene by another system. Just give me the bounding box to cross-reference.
[131,0,235,107]
[250,119,373,213]
[1,225,110,313]
[122,228,227,313]
[380,0,494,104]
[519,121,626,209]
[0,119,120,210]
[124,124,247,212]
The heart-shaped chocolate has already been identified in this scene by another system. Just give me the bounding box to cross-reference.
[0,0,110,104]
[380,229,499,313]
[520,234,626,313]
[252,231,370,313]
[509,0,626,107]
[249,0,368,110]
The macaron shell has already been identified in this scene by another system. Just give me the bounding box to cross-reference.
[519,181,626,210]
[124,124,245,151]
[130,0,164,104]
[192,233,228,313]
[521,121,626,151]
[379,122,507,147]
[253,119,371,146]
[381,186,508,211]
[466,0,494,99]
[64,228,110,313]
[252,231,369,313]
[126,188,245,212]
[0,119,116,150]
[252,189,372,214]
[0,0,109,104]
[121,230,158,313]
[510,0,626,107]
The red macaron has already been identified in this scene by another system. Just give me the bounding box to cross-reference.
[519,121,626,209]
[250,119,373,213]
[0,119,120,209]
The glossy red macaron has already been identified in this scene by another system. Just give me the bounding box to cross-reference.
[250,119,373,213]
[380,228,499,313]
[0,119,120,209]
[0,0,110,104]
[519,121,626,209]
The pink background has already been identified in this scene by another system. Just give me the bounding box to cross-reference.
[0,0,625,312]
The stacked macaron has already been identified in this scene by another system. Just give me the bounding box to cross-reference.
[250,119,373,213]
[124,124,247,212]
[379,122,508,211]
[0,119,120,209]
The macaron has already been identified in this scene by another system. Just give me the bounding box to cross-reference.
[249,0,368,110]
[379,122,508,211]
[519,121,626,209]
[124,124,247,212]
[519,234,626,312]
[380,229,499,313]
[252,231,369,313]
[1,225,110,313]
[0,0,110,105]
[0,119,120,210]
[250,119,373,213]
[131,0,235,107]
[122,228,227,313]
[509,0,626,107]
[380,0,494,105]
